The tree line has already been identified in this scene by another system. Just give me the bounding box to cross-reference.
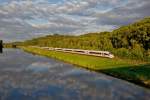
[5,17,150,60]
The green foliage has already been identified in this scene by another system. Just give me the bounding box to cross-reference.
[111,17,150,50]
[7,17,150,60]
[146,49,150,61]
[112,48,131,58]
[131,44,144,60]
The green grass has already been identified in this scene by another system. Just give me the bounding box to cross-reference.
[21,46,150,88]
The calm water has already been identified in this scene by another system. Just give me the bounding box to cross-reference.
[0,49,149,100]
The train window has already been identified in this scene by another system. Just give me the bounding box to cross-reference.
[75,51,85,53]
[104,53,109,56]
[64,49,72,51]
[109,53,112,55]
[89,52,102,55]
[56,48,62,50]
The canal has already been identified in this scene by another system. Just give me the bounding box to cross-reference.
[0,49,149,100]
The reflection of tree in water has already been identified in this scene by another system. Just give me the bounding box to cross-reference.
[12,44,17,48]
[0,40,3,53]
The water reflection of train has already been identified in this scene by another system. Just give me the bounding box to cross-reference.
[38,47,114,58]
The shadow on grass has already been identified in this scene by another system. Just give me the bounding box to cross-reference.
[98,64,150,88]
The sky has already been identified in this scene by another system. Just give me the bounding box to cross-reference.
[0,0,150,42]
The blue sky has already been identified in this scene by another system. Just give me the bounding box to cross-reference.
[0,0,149,42]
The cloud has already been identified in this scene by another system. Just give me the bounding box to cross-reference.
[94,0,150,25]
[0,0,149,42]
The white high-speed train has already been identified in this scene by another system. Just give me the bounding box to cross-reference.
[40,47,114,58]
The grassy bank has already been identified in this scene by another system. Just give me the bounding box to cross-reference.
[21,46,150,88]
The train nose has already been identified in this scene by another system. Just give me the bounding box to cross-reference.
[110,55,114,58]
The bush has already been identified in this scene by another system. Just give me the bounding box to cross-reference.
[112,48,132,58]
[112,45,145,60]
[146,49,150,61]
[131,44,144,60]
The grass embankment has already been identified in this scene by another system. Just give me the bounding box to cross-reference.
[21,46,150,88]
